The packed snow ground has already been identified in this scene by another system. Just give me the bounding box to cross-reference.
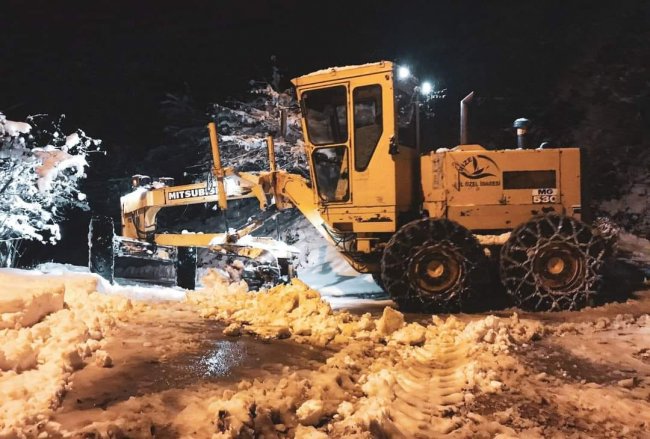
[1,266,650,438]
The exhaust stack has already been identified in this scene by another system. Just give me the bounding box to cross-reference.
[513,118,530,149]
[460,91,474,145]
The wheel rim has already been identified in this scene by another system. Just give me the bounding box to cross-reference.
[532,243,584,292]
[409,244,462,295]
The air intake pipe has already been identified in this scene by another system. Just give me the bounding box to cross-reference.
[460,91,474,145]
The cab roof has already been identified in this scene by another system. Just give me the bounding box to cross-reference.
[291,61,393,87]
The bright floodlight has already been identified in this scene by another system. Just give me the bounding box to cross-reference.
[420,81,433,95]
[397,66,410,80]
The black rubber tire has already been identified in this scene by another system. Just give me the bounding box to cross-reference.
[88,216,115,283]
[380,218,488,313]
[176,247,197,290]
[500,214,606,312]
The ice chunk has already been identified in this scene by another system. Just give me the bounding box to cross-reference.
[296,399,326,426]
[376,307,405,335]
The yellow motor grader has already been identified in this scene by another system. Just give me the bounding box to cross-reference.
[90,60,608,312]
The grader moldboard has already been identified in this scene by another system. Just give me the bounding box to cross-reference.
[89,60,611,313]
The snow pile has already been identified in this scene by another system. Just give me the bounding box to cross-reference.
[0,275,65,330]
[192,274,393,345]
[186,274,545,437]
[549,311,650,336]
[36,262,187,302]
[189,276,347,345]
[0,269,139,436]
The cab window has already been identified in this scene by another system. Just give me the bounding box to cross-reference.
[312,146,350,202]
[302,86,348,145]
[353,85,383,171]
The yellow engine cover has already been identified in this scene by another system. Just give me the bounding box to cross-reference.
[421,145,582,230]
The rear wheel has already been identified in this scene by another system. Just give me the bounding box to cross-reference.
[500,214,606,311]
[88,216,115,283]
[381,218,488,313]
[176,247,197,290]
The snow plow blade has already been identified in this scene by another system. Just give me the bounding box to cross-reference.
[112,235,298,289]
[114,238,177,286]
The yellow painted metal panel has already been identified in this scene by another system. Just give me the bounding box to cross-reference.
[448,204,565,230]
[321,205,396,233]
[421,146,581,229]
[154,233,226,247]
[292,61,394,87]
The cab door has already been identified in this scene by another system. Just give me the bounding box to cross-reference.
[347,71,404,222]
[300,84,352,205]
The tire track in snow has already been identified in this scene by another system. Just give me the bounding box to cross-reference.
[366,336,472,437]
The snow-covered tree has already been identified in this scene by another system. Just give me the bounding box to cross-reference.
[209,82,307,175]
[0,113,102,266]
[146,81,307,182]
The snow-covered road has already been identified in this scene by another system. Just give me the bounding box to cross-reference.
[2,265,650,438]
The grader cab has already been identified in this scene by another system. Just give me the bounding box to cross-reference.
[92,60,607,313]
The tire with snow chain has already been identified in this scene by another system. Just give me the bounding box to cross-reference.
[499,214,607,312]
[380,218,488,313]
[88,216,115,284]
[176,247,197,290]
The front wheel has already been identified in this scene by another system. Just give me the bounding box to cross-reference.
[500,214,607,311]
[380,218,488,313]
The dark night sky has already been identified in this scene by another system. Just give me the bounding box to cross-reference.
[1,0,621,146]
[2,0,648,265]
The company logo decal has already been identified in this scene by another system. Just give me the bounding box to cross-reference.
[167,186,217,200]
[453,155,501,189]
